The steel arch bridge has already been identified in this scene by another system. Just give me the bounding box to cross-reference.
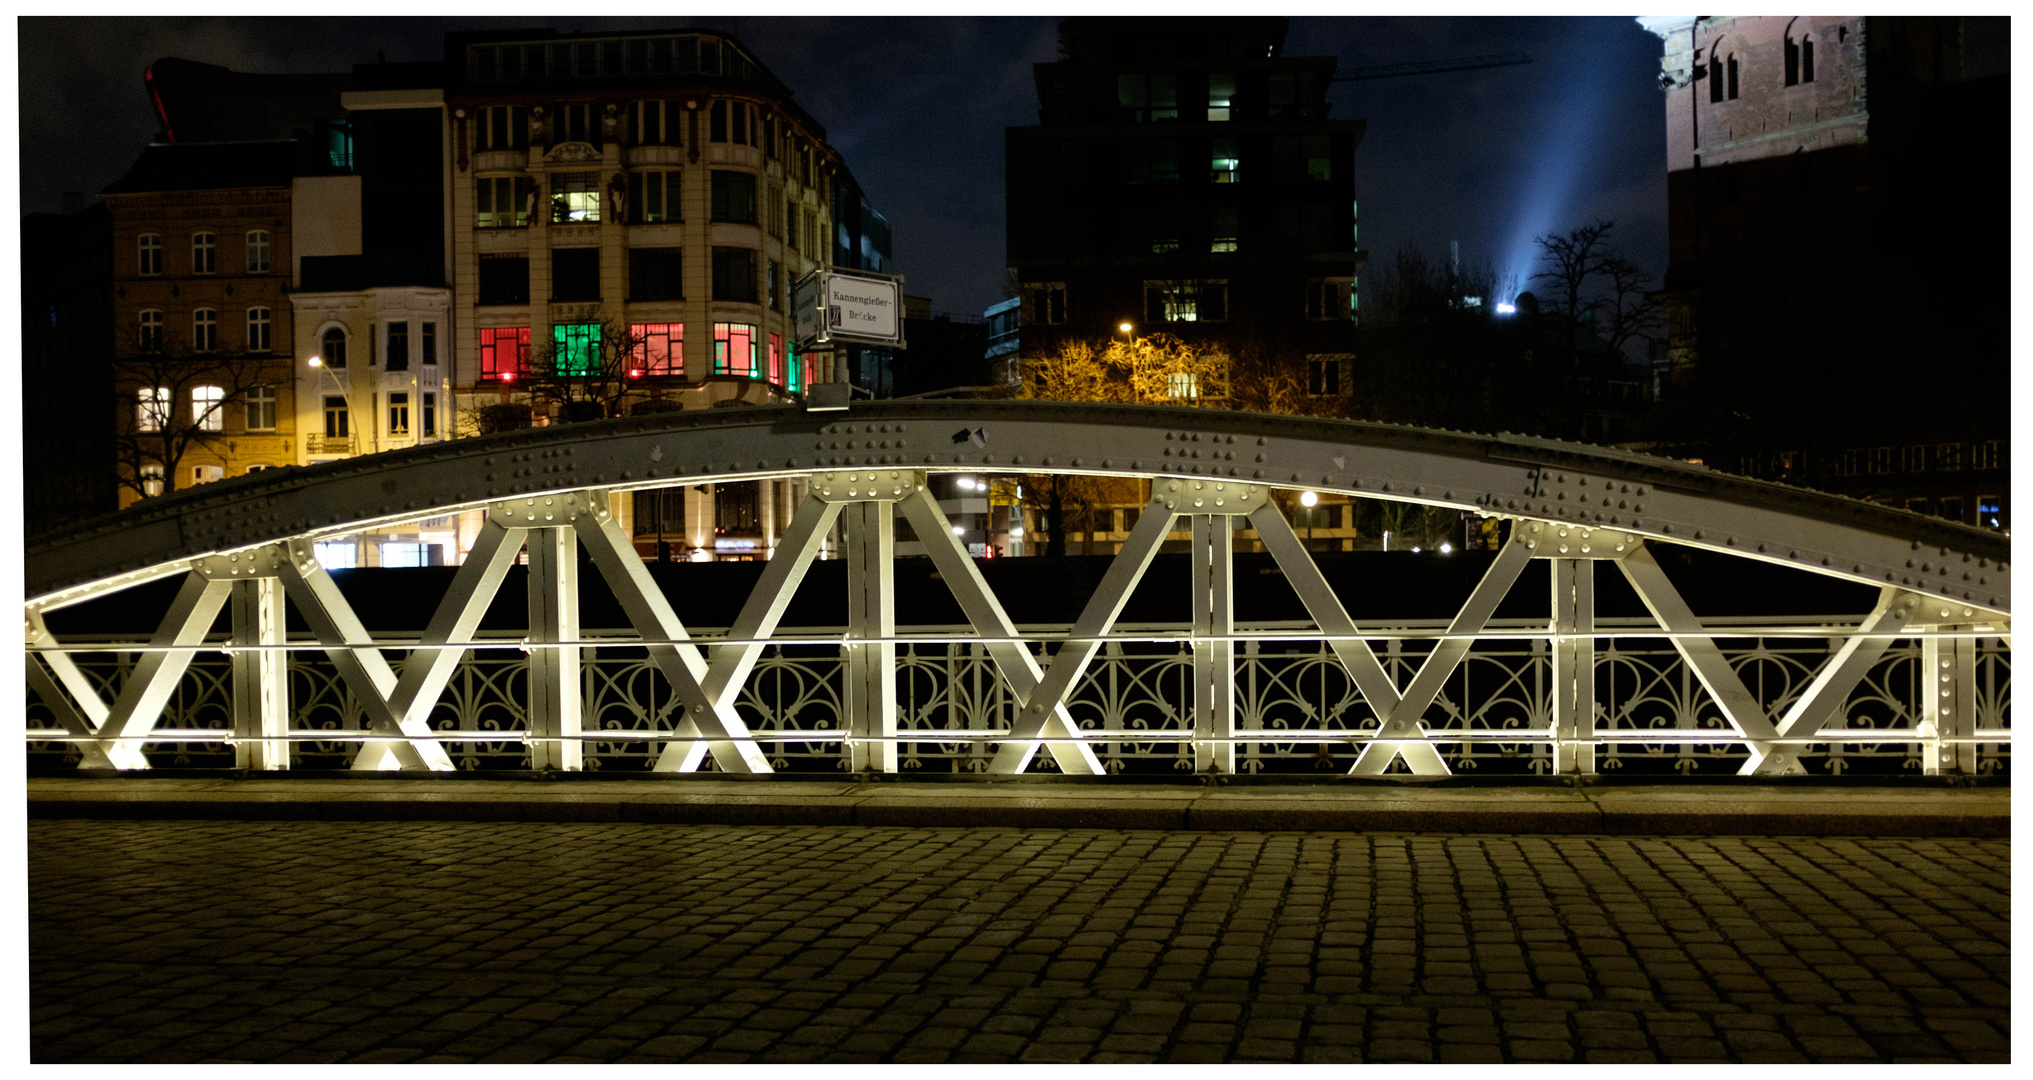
[25,401,2011,778]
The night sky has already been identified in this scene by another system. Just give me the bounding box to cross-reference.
[19,16,1668,318]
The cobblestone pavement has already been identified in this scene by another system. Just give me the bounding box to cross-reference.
[30,821,2010,1063]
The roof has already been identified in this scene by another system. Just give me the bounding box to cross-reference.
[100,140,348,196]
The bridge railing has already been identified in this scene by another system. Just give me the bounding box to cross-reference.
[26,617,2010,776]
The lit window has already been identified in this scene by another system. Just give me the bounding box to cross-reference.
[550,172,600,223]
[1210,138,1239,183]
[476,176,534,228]
[192,309,218,352]
[245,385,276,431]
[1978,496,2002,529]
[1167,372,1199,399]
[192,384,224,431]
[313,541,357,570]
[629,169,681,223]
[713,322,758,377]
[629,323,684,376]
[136,386,170,432]
[551,322,602,376]
[192,232,216,275]
[1207,72,1235,121]
[138,309,163,352]
[247,307,271,353]
[1145,281,1227,323]
[380,542,432,568]
[138,234,161,276]
[768,332,784,385]
[192,464,224,485]
[479,327,531,382]
[320,327,347,367]
[388,391,410,436]
[140,463,164,497]
[246,230,271,274]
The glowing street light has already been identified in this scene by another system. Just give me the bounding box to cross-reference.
[1299,490,1318,507]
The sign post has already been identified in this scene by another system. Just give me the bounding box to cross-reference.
[792,268,905,411]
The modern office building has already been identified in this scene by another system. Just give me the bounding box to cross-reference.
[1005,16,1365,387]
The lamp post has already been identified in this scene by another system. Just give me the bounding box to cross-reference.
[1116,321,1134,347]
[305,354,351,457]
[1300,490,1319,550]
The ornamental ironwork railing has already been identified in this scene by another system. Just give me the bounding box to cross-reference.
[25,617,2010,777]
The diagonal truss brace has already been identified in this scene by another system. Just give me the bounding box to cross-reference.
[274,541,457,771]
[986,494,1184,774]
[898,487,1105,774]
[26,610,118,770]
[571,495,789,774]
[1251,506,1536,776]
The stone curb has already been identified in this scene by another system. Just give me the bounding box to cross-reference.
[25,783,2010,836]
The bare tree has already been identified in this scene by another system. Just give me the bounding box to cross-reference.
[1530,219,1663,364]
[113,340,276,499]
[521,319,649,421]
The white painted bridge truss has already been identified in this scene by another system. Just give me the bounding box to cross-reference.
[23,402,2011,776]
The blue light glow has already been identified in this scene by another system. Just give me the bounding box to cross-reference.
[1498,23,1635,284]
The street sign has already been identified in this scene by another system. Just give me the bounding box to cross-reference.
[792,268,906,349]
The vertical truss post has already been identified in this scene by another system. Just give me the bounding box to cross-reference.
[525,526,582,771]
[1191,515,1236,773]
[230,578,290,771]
[1550,559,1595,774]
[845,500,898,772]
[1923,627,1979,775]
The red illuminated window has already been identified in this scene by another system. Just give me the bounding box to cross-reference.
[629,323,683,376]
[713,322,757,377]
[479,327,531,382]
[768,332,784,386]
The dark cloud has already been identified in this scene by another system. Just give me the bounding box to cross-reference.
[18,16,1667,317]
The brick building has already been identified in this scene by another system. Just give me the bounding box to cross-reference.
[1637,16,2009,529]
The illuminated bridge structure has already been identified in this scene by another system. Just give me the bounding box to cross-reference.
[24,402,2011,778]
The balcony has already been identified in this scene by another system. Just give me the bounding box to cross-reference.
[304,435,356,456]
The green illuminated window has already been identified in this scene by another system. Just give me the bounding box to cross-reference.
[552,323,601,376]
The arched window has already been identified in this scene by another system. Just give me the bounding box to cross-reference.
[1801,35,1815,83]
[1727,53,1740,100]
[321,327,348,368]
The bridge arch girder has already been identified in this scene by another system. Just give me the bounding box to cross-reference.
[26,400,2010,617]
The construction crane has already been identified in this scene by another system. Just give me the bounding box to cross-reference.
[1331,51,1532,82]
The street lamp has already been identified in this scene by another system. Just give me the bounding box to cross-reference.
[1116,321,1134,346]
[1300,490,1318,548]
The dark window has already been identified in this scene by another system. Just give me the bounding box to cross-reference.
[629,247,684,301]
[767,260,780,310]
[634,487,686,536]
[423,392,437,437]
[552,248,601,301]
[1726,54,1739,99]
[711,170,758,223]
[712,246,758,302]
[629,169,680,222]
[715,483,758,533]
[324,395,349,438]
[321,327,347,367]
[1785,34,1801,85]
[421,322,437,365]
[387,321,409,371]
[709,100,728,142]
[1802,35,1815,82]
[478,255,530,305]
[1307,357,1341,395]
[1939,497,1965,523]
